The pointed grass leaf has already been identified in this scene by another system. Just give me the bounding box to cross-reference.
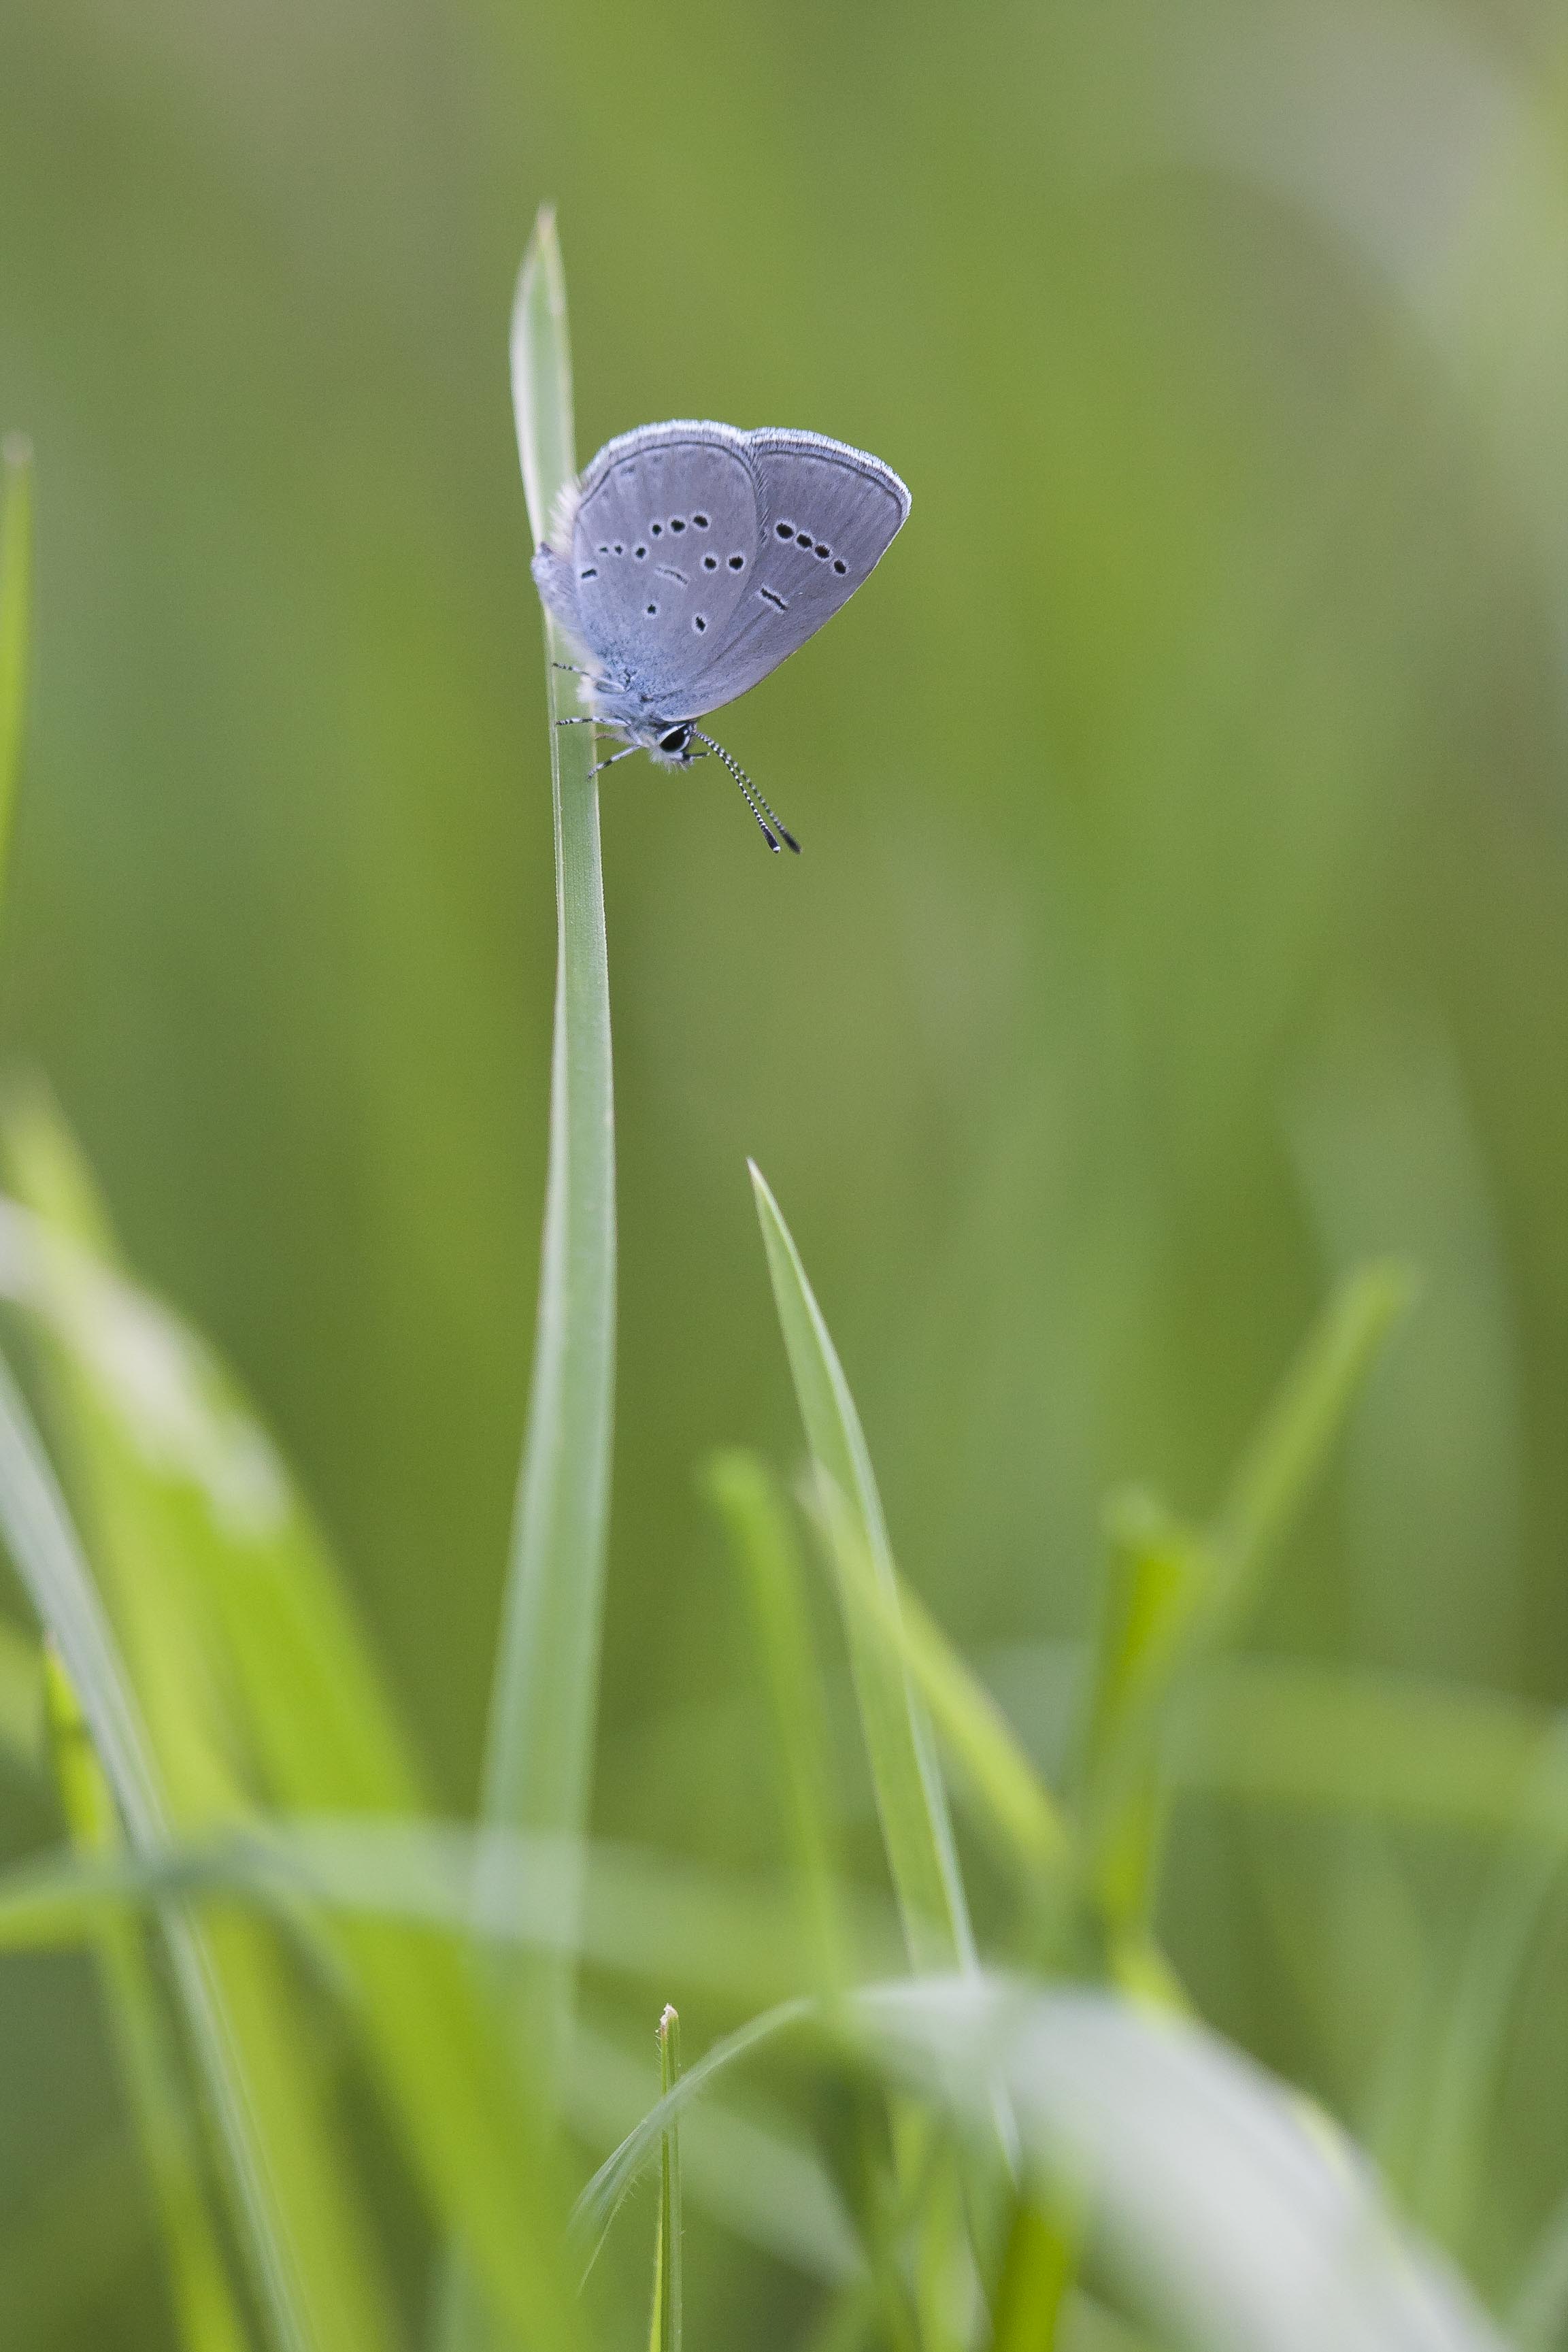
[478,201,616,2096]
[749,1161,971,1976]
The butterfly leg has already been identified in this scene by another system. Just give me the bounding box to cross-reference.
[588,745,639,779]
[552,661,617,691]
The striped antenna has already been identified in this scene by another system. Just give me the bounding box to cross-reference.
[691,731,801,855]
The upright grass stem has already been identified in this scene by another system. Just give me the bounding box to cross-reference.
[478,205,616,2086]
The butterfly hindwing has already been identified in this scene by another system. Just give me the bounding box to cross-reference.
[567,423,760,699]
[651,429,910,723]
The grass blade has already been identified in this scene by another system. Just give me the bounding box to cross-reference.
[749,1161,971,1975]
[806,1475,1071,1898]
[0,433,32,894]
[478,202,616,2091]
[703,1449,849,1994]
[989,2197,1077,2352]
[0,1346,320,2352]
[45,1645,251,2352]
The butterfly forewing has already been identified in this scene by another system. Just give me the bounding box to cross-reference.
[569,424,758,698]
[651,429,910,723]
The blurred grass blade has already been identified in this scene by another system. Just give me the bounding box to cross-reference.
[749,1161,971,1974]
[1172,1657,1565,1834]
[45,1645,251,2352]
[1399,1719,1568,2259]
[1075,1266,1411,1949]
[1209,1259,1414,1620]
[0,433,32,899]
[806,1473,1071,1896]
[0,1346,318,2352]
[648,2006,683,2352]
[479,201,616,2093]
[2,1106,579,2352]
[860,1978,1508,2352]
[0,1824,888,2019]
[1076,1493,1211,1940]
[990,2197,1077,2352]
[704,1449,849,1993]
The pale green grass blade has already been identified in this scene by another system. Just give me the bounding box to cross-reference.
[1171,1657,1564,1833]
[479,201,616,2101]
[0,1347,320,2352]
[648,2007,683,2352]
[806,1475,1071,1895]
[2,1114,579,2352]
[704,1449,849,1993]
[861,1978,1507,2352]
[0,433,32,892]
[0,1823,893,2010]
[750,1161,971,1974]
[46,1646,251,2352]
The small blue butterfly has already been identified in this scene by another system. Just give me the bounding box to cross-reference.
[532,420,911,851]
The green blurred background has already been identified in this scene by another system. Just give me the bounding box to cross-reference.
[4,0,1568,2341]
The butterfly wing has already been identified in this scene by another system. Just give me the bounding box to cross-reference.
[651,429,910,723]
[563,423,761,695]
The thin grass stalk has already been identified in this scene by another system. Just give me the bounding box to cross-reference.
[478,203,616,2083]
[648,2007,683,2352]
